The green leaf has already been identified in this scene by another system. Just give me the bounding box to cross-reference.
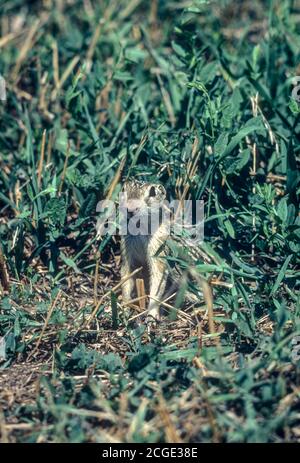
[214,132,228,157]
[276,197,288,222]
[171,41,187,58]
[270,255,293,296]
[224,219,235,238]
[60,252,81,273]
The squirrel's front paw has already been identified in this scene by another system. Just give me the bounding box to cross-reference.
[145,307,160,333]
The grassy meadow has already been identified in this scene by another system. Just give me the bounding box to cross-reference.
[0,0,300,443]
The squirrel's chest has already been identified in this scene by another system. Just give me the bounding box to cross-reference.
[124,235,149,266]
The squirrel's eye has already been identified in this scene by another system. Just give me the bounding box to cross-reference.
[149,186,156,197]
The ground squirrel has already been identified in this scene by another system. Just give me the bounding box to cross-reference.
[120,179,207,322]
[120,179,168,321]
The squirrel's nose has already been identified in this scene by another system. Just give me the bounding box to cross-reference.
[126,199,142,213]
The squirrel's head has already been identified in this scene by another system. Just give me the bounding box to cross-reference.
[121,179,166,215]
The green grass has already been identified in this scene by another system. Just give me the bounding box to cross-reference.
[0,0,299,443]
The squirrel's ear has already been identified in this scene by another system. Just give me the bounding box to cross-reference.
[149,185,156,197]
[157,185,166,199]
